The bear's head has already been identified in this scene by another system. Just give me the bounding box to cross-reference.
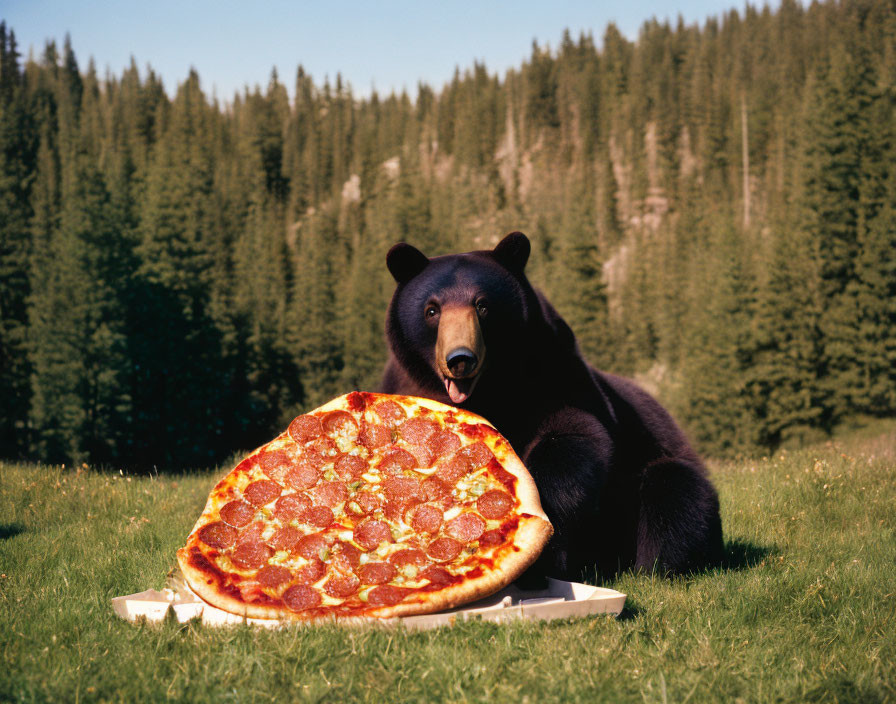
[385,232,540,407]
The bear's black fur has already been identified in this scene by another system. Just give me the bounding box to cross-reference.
[380,232,724,581]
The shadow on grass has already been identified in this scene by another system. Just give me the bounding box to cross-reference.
[558,538,778,623]
[576,536,778,587]
[616,598,644,621]
[0,523,25,540]
[721,537,777,571]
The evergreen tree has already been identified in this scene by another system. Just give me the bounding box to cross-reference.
[850,175,896,415]
[129,71,232,468]
[287,208,343,408]
[525,40,560,133]
[283,66,317,216]
[337,199,390,395]
[230,168,303,441]
[29,150,129,463]
[744,222,828,448]
[551,173,613,369]
[0,24,36,455]
[799,41,887,428]
[677,220,755,453]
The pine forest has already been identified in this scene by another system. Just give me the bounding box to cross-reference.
[1,0,894,470]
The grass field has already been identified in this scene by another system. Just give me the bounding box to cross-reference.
[2,424,894,703]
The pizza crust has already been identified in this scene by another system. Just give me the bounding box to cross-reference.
[177,513,552,621]
[176,545,305,621]
[177,392,553,621]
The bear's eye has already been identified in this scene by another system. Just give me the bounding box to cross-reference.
[425,304,440,320]
[475,299,489,317]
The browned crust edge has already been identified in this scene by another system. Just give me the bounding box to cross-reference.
[177,514,552,622]
[175,545,305,621]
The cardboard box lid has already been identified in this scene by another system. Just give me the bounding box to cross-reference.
[112,573,625,629]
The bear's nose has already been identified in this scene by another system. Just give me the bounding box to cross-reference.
[446,347,478,378]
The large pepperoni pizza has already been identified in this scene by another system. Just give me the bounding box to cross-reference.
[176,392,553,620]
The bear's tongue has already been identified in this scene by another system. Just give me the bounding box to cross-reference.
[445,377,474,404]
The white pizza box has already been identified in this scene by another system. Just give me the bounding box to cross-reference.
[112,573,626,630]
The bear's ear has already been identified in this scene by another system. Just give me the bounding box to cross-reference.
[387,242,430,283]
[493,232,530,272]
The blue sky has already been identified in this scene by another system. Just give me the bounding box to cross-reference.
[4,1,759,100]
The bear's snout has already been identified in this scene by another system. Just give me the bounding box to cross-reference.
[435,306,485,379]
[435,305,486,404]
[446,347,478,378]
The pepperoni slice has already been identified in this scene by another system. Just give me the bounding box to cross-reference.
[445,513,486,542]
[303,505,334,528]
[368,585,408,606]
[377,447,416,474]
[431,430,461,459]
[305,436,338,462]
[324,572,360,598]
[332,541,361,569]
[382,477,423,522]
[198,521,237,549]
[268,525,303,551]
[388,548,428,568]
[458,441,493,468]
[382,476,424,504]
[353,519,393,551]
[284,464,320,491]
[422,476,453,504]
[359,421,391,449]
[426,536,463,562]
[296,533,330,560]
[232,540,273,569]
[358,561,397,585]
[435,455,468,484]
[322,410,359,440]
[385,496,421,522]
[398,417,439,445]
[311,480,349,508]
[244,480,282,507]
[477,489,514,519]
[273,493,311,522]
[334,453,367,481]
[374,400,406,426]
[408,504,443,534]
[293,558,326,584]
[259,448,290,470]
[282,584,321,611]
[407,442,436,469]
[258,448,292,482]
[288,414,322,444]
[420,565,454,586]
[219,500,255,528]
[257,564,292,588]
[237,521,264,543]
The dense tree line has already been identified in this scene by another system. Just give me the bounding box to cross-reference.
[1,0,894,468]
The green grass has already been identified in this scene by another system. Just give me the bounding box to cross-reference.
[2,426,895,703]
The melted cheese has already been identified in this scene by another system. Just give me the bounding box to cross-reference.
[412,465,439,476]
[443,506,462,521]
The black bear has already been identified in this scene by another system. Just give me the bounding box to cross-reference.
[380,232,723,581]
